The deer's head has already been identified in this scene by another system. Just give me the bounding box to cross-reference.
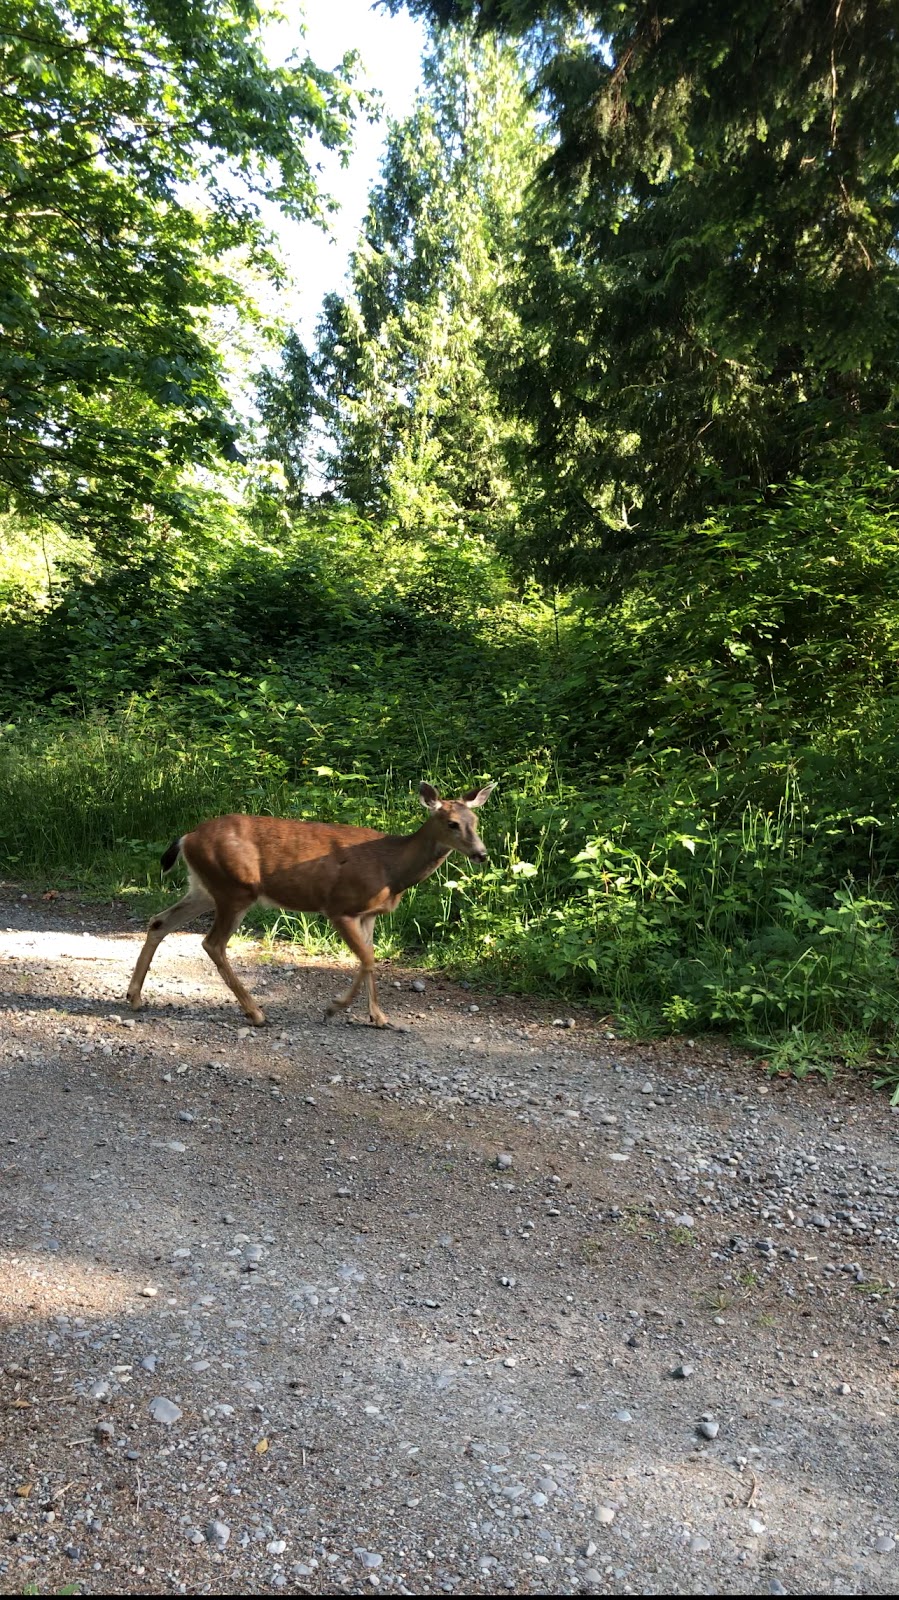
[420,781,495,863]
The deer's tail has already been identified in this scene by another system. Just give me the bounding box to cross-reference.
[160,837,183,873]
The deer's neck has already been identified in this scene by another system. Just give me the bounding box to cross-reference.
[388,819,451,892]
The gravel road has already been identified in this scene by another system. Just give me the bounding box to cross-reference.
[1,891,897,1596]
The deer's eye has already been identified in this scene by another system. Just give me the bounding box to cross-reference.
[448,820,460,830]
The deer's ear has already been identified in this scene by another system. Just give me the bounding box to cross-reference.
[464,781,496,809]
[419,782,442,812]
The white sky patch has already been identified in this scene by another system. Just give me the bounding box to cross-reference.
[261,0,426,343]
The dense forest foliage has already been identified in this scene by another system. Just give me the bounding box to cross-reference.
[2,0,898,1089]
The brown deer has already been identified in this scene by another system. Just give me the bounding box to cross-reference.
[126,781,495,1028]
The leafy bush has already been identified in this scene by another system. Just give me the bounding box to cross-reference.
[3,464,899,1089]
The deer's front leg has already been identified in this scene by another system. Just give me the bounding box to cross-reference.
[325,914,390,1026]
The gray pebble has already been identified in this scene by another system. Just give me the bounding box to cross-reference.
[689,1535,711,1553]
[595,1506,615,1525]
[88,1379,110,1401]
[141,1354,157,1373]
[615,1409,633,1423]
[411,979,427,993]
[148,1395,182,1426]
[671,1364,694,1379]
[697,1419,719,1440]
[496,1152,514,1170]
[356,1549,383,1569]
[767,1583,788,1595]
[874,1536,895,1554]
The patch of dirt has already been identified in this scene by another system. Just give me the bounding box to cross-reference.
[1,891,897,1596]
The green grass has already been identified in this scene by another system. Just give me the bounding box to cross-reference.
[2,706,899,1097]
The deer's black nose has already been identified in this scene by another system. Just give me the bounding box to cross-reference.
[474,849,488,863]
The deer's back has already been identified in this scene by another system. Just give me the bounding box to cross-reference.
[181,813,397,915]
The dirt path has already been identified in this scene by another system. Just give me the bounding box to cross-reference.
[1,892,897,1597]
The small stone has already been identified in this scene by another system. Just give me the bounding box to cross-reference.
[582,1569,602,1592]
[138,1285,158,1298]
[356,1550,383,1570]
[670,1364,694,1379]
[178,1111,195,1123]
[874,1536,895,1554]
[836,1382,851,1395]
[640,1080,654,1093]
[767,1582,788,1596]
[94,1420,114,1442]
[689,1535,711,1553]
[88,1379,110,1402]
[614,1409,633,1423]
[496,1152,513,1170]
[595,1506,615,1525]
[697,1419,719,1440]
[411,979,426,993]
[749,1519,766,1535]
[148,1396,182,1426]
[141,1355,157,1373]
[206,1521,230,1550]
[166,1140,186,1153]
[267,1539,287,1555]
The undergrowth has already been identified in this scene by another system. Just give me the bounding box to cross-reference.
[3,485,899,1098]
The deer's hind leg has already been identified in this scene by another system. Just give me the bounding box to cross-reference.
[201,895,266,1025]
[325,913,388,1027]
[127,875,214,1010]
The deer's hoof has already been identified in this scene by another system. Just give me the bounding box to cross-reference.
[247,1009,267,1027]
[126,991,143,1011]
